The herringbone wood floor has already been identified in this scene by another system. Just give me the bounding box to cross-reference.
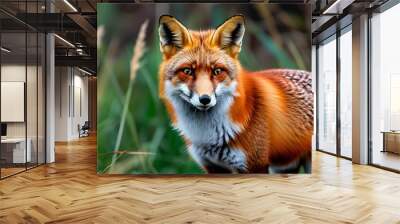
[1,135,400,224]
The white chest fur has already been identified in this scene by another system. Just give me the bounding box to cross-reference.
[171,95,247,172]
[164,80,247,172]
[175,106,240,146]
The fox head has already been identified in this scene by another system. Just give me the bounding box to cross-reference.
[158,15,245,111]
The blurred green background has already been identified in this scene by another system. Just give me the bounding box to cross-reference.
[97,3,310,174]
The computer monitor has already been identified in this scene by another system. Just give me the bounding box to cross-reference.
[1,123,7,137]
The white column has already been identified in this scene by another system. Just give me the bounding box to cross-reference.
[352,14,369,164]
[46,1,56,163]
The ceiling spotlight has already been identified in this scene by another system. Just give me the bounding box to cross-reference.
[76,48,85,55]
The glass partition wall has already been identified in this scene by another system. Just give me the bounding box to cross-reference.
[316,25,353,159]
[0,2,46,179]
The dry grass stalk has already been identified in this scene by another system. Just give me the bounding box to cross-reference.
[130,20,148,81]
[109,20,149,173]
[97,25,105,48]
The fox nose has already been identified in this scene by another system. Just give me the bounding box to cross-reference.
[199,95,211,105]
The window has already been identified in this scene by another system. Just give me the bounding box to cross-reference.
[339,27,352,158]
[317,36,337,154]
[370,3,400,171]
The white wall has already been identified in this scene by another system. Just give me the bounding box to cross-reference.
[55,67,69,141]
[1,65,38,138]
[72,72,89,138]
[54,67,89,141]
[1,65,26,81]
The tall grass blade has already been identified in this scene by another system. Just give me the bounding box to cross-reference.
[109,21,149,173]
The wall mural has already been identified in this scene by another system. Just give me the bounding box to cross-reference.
[97,3,313,174]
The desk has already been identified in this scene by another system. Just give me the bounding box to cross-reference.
[1,138,31,163]
[382,131,400,155]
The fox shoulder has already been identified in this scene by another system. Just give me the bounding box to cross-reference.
[249,68,314,130]
[277,69,312,95]
[254,69,312,94]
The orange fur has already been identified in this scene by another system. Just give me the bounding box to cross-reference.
[158,15,313,173]
[228,69,313,171]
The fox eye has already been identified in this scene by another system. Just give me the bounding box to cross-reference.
[213,68,223,76]
[182,68,193,75]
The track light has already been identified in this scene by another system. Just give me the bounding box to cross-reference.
[78,67,93,76]
[54,34,75,48]
[63,0,78,12]
[322,0,354,15]
[1,47,11,53]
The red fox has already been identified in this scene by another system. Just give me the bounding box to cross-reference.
[158,15,313,173]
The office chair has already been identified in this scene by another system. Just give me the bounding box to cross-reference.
[79,121,90,138]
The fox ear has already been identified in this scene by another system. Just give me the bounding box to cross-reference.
[159,15,191,57]
[211,15,245,57]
